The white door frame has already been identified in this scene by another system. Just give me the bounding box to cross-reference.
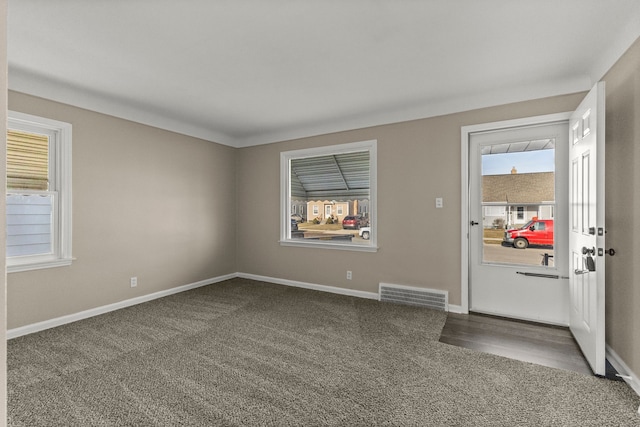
[459,112,572,314]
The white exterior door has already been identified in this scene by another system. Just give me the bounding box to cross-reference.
[468,120,570,324]
[568,82,606,376]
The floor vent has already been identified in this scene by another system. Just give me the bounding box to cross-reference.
[379,283,448,311]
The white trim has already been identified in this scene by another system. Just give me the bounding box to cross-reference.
[7,272,453,340]
[57,116,73,262]
[9,68,237,147]
[6,257,73,274]
[460,125,470,314]
[236,77,595,148]
[279,239,379,253]
[9,6,640,151]
[606,344,640,401]
[446,304,463,314]
[460,112,573,315]
[236,272,379,300]
[7,273,236,339]
[9,270,459,341]
[280,140,378,252]
[10,66,594,149]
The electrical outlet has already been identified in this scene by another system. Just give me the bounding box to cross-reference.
[435,197,443,208]
[346,270,352,280]
[130,277,137,288]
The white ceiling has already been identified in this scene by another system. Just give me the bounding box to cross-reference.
[8,1,640,148]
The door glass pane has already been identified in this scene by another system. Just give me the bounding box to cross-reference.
[481,139,556,267]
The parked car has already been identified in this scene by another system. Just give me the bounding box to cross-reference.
[503,218,553,249]
[291,214,304,223]
[342,215,368,229]
[358,227,371,240]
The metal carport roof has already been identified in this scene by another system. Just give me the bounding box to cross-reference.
[291,151,370,200]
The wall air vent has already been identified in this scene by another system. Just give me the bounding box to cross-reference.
[379,283,448,311]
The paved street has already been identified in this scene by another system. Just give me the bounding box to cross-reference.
[483,243,554,266]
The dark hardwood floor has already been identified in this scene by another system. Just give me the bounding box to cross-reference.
[439,312,596,376]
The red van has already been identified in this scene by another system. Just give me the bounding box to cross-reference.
[503,218,554,249]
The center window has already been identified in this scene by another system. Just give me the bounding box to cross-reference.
[280,140,377,251]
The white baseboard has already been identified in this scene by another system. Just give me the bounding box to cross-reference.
[606,344,640,407]
[8,272,452,340]
[7,273,237,339]
[236,272,379,301]
[446,304,463,314]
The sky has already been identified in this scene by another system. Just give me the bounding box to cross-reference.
[482,149,555,175]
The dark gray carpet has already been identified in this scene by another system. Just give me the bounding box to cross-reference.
[8,278,640,426]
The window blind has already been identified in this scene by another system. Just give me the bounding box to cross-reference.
[7,129,49,190]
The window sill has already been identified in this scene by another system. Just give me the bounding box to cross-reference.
[7,257,74,274]
[279,239,378,252]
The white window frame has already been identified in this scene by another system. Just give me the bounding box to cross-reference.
[280,140,377,252]
[7,111,73,273]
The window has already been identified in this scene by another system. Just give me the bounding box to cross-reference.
[7,111,72,272]
[280,140,377,251]
[533,221,546,231]
[484,206,505,216]
[516,206,525,220]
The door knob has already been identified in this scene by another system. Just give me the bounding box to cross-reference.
[606,248,616,256]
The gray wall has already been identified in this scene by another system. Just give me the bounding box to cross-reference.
[7,92,238,329]
[5,33,640,403]
[602,36,640,379]
[236,93,585,304]
[235,35,640,381]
